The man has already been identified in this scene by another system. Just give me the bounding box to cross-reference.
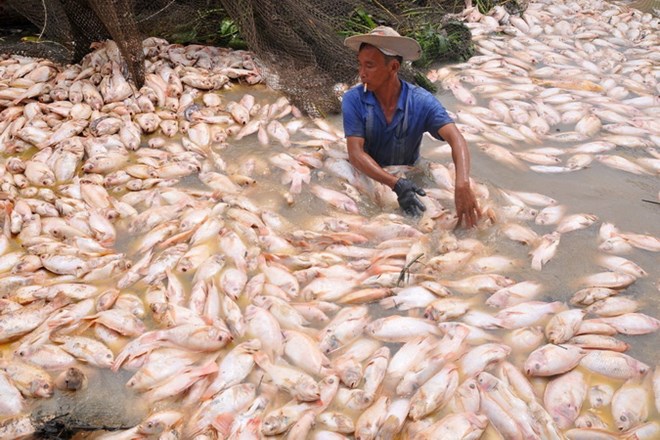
[342,26,481,228]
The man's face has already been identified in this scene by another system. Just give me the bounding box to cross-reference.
[358,45,398,92]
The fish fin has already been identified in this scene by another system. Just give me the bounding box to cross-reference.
[211,413,234,436]
[252,350,270,368]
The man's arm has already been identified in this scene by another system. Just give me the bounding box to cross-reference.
[346,136,399,189]
[347,136,426,216]
[438,123,482,228]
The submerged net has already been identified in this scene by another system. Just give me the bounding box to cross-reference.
[0,0,523,115]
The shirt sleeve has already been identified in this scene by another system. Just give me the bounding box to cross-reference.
[421,91,454,141]
[341,88,366,138]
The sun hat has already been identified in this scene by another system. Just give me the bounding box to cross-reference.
[344,26,422,61]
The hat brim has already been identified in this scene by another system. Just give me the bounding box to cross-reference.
[344,34,422,61]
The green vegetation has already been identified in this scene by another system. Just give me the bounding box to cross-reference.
[409,22,474,68]
[475,0,496,14]
[165,8,247,49]
[340,7,380,37]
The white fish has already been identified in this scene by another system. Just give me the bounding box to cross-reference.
[497,362,536,404]
[596,154,651,175]
[479,143,527,170]
[53,335,114,368]
[253,351,319,401]
[385,336,436,389]
[616,232,660,252]
[379,286,438,311]
[622,422,660,440]
[563,428,618,440]
[513,151,561,166]
[580,350,649,379]
[460,344,511,378]
[440,274,515,295]
[555,213,599,234]
[500,223,539,246]
[580,271,636,289]
[376,398,411,439]
[611,381,650,432]
[530,231,561,270]
[477,372,541,439]
[366,316,439,342]
[408,363,459,420]
[0,359,53,399]
[424,297,472,322]
[569,141,617,154]
[569,334,629,352]
[487,281,543,308]
[588,384,615,409]
[203,339,259,399]
[286,411,316,440]
[0,371,24,416]
[535,205,567,225]
[318,306,369,354]
[245,305,283,360]
[449,83,477,105]
[187,383,255,437]
[311,185,359,214]
[576,320,618,337]
[587,297,640,317]
[283,330,332,377]
[575,113,602,137]
[468,255,522,273]
[533,99,561,126]
[545,309,586,344]
[478,390,524,440]
[567,153,594,169]
[353,395,389,440]
[594,313,660,335]
[524,344,586,376]
[530,165,573,173]
[544,370,588,430]
[0,295,69,343]
[267,120,291,147]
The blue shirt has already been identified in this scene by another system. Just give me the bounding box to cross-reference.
[342,80,454,167]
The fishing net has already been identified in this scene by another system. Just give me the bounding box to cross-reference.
[0,0,524,116]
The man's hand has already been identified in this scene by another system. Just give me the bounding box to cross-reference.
[394,178,427,217]
[455,184,481,228]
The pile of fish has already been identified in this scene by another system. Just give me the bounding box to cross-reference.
[0,0,659,438]
[431,0,660,177]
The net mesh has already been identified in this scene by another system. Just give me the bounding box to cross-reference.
[0,0,525,115]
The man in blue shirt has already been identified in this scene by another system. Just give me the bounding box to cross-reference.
[342,26,481,228]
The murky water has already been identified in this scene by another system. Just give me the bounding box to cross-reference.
[1,0,658,438]
[62,56,657,440]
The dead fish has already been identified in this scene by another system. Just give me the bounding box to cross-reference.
[580,272,636,289]
[544,370,588,430]
[530,231,561,270]
[611,380,650,432]
[580,350,649,380]
[524,344,586,376]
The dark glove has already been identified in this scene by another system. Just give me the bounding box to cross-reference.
[394,178,427,217]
